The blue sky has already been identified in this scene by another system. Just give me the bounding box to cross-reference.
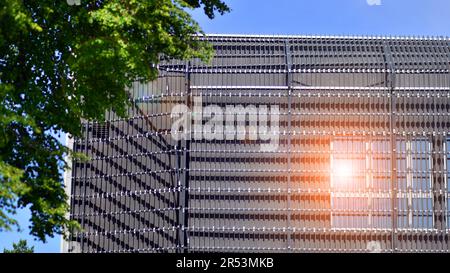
[1,0,450,253]
[192,0,450,36]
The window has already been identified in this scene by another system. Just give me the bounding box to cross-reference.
[330,137,433,230]
[330,137,391,229]
[397,138,433,229]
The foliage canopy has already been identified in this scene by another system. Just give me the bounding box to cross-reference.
[0,0,229,242]
[3,239,34,253]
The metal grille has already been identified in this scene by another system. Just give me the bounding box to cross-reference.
[64,35,450,253]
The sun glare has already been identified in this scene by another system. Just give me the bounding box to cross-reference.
[333,160,354,185]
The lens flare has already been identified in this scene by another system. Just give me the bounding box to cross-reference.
[333,160,354,186]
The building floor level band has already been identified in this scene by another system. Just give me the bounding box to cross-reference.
[63,34,450,253]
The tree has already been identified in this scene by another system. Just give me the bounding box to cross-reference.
[3,239,34,253]
[0,0,229,242]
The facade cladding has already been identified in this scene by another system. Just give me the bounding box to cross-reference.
[64,35,450,253]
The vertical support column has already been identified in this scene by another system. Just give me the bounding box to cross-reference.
[62,134,81,253]
[179,60,191,253]
[365,139,373,228]
[431,135,446,230]
[80,122,90,253]
[383,41,398,252]
[176,134,183,253]
[175,64,185,253]
[284,39,293,251]
[406,138,413,228]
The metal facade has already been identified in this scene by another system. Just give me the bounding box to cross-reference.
[65,35,450,253]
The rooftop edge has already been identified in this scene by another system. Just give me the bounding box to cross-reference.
[201,33,450,41]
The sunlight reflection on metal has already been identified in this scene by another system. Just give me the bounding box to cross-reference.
[333,160,355,187]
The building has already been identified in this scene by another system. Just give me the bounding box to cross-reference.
[62,34,450,253]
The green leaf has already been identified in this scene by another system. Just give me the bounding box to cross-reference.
[3,240,34,253]
[0,0,228,242]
